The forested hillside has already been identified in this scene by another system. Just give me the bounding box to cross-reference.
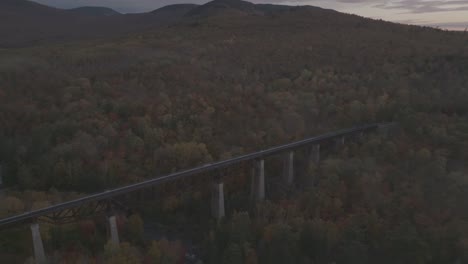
[0,0,468,263]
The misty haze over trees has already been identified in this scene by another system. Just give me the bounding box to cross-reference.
[0,0,468,263]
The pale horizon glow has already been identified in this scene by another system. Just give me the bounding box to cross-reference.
[31,0,468,30]
[272,0,468,30]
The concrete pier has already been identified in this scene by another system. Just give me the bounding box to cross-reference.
[30,223,46,264]
[311,144,320,164]
[0,163,3,187]
[306,145,321,186]
[0,164,4,197]
[359,132,365,142]
[0,163,4,189]
[211,182,225,220]
[251,159,265,201]
[335,136,345,149]
[283,151,294,185]
[378,122,399,138]
[378,124,390,137]
[108,215,119,246]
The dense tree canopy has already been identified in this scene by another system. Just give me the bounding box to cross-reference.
[0,5,468,263]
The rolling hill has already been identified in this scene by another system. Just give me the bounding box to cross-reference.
[187,0,259,16]
[67,6,121,17]
[0,0,362,47]
[186,0,297,17]
[0,0,198,47]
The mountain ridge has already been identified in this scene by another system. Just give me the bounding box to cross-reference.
[67,6,121,16]
[0,0,449,48]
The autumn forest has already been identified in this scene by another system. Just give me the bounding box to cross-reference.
[1,0,468,263]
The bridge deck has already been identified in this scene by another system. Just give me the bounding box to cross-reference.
[0,123,391,228]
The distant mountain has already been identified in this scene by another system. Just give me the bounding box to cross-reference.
[187,0,259,16]
[68,6,120,17]
[151,4,199,14]
[0,0,198,47]
[0,0,441,48]
[255,3,294,13]
[0,0,62,16]
[186,0,298,17]
[147,4,198,22]
[0,0,78,46]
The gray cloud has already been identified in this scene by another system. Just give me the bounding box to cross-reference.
[30,0,468,30]
[31,0,468,14]
[374,0,468,14]
[426,21,468,30]
[260,0,468,14]
[395,17,467,28]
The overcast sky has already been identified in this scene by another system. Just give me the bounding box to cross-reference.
[32,0,468,30]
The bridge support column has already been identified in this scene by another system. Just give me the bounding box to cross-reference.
[0,163,4,197]
[283,151,294,185]
[211,182,225,220]
[335,136,345,149]
[30,223,46,264]
[251,159,265,201]
[108,215,120,246]
[358,132,365,142]
[306,144,321,186]
[0,163,3,187]
[311,144,320,164]
[378,125,389,138]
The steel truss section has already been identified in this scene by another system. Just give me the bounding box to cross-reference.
[37,199,128,225]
